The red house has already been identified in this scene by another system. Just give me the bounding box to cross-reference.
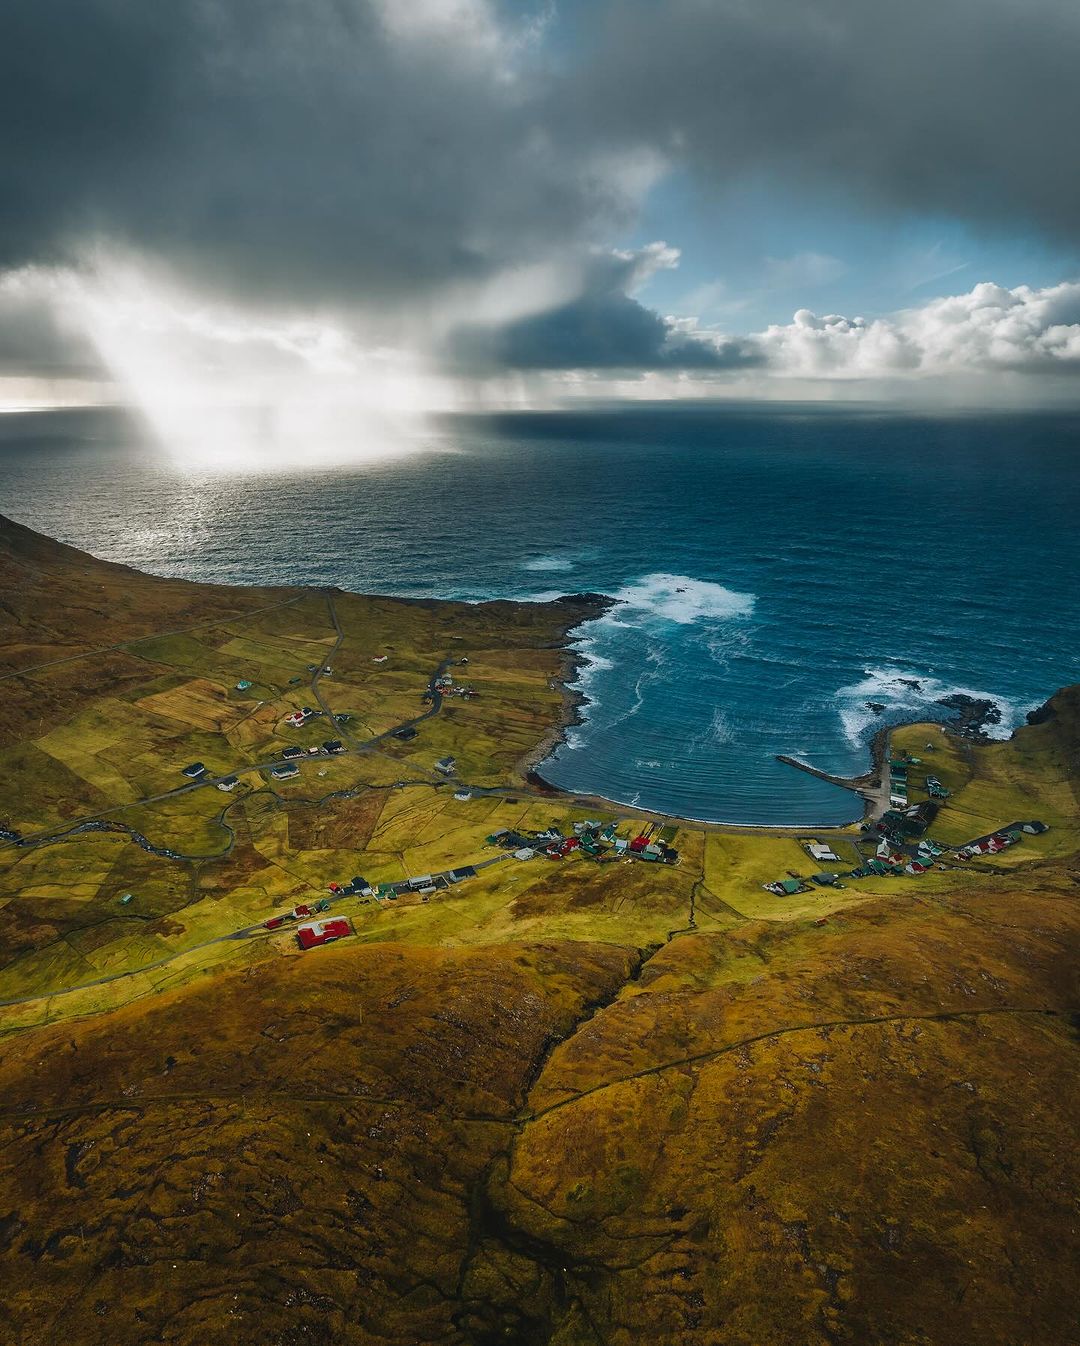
[295,917,351,950]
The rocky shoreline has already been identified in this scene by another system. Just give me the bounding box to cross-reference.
[933,692,1003,740]
[514,592,617,791]
[515,591,1057,827]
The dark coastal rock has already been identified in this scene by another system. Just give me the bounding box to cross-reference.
[1026,699,1057,726]
[865,701,887,715]
[897,678,923,691]
[557,591,618,611]
[935,693,1002,739]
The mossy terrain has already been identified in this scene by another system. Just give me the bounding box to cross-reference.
[0,513,1077,1344]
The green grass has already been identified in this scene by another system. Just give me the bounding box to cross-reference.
[890,716,1078,854]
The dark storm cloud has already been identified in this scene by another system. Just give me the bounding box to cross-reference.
[447,250,760,370]
[0,280,106,377]
[2,0,1079,377]
[0,1,624,308]
[568,0,1080,243]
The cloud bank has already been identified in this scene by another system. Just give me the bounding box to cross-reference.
[2,0,1080,409]
[753,281,1080,379]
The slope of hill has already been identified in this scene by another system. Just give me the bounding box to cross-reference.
[0,515,1076,1345]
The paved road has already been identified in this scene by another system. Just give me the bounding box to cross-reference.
[0,849,513,1008]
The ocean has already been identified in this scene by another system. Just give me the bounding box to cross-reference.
[3,404,1079,824]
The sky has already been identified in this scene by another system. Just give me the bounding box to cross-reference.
[2,0,1080,445]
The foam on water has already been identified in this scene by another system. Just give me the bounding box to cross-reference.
[687,706,734,755]
[835,666,1032,747]
[612,572,757,625]
[522,552,576,572]
[571,643,615,687]
[4,406,1078,824]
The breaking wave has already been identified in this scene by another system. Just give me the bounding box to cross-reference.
[522,552,576,572]
[834,666,1030,747]
[611,572,756,625]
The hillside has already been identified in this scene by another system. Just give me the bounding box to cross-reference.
[0,516,1077,1345]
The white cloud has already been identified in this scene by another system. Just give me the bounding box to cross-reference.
[754,280,1080,378]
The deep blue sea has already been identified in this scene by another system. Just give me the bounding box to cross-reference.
[3,405,1079,824]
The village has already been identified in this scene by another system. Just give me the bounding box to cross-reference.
[204,659,1049,955]
[162,662,1048,955]
[2,569,1066,998]
[762,747,1049,897]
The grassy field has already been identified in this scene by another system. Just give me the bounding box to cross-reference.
[3,666,1078,1004]
[1,513,1078,1345]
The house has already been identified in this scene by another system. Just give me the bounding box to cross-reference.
[448,865,477,882]
[372,655,388,663]
[1021,821,1049,834]
[453,790,471,801]
[181,762,207,778]
[806,841,840,863]
[765,878,804,896]
[514,848,535,860]
[393,725,418,741]
[409,875,434,890]
[323,739,345,754]
[235,679,253,691]
[434,756,457,775]
[811,872,839,886]
[271,763,299,780]
[216,775,239,792]
[296,917,351,949]
[282,746,305,760]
